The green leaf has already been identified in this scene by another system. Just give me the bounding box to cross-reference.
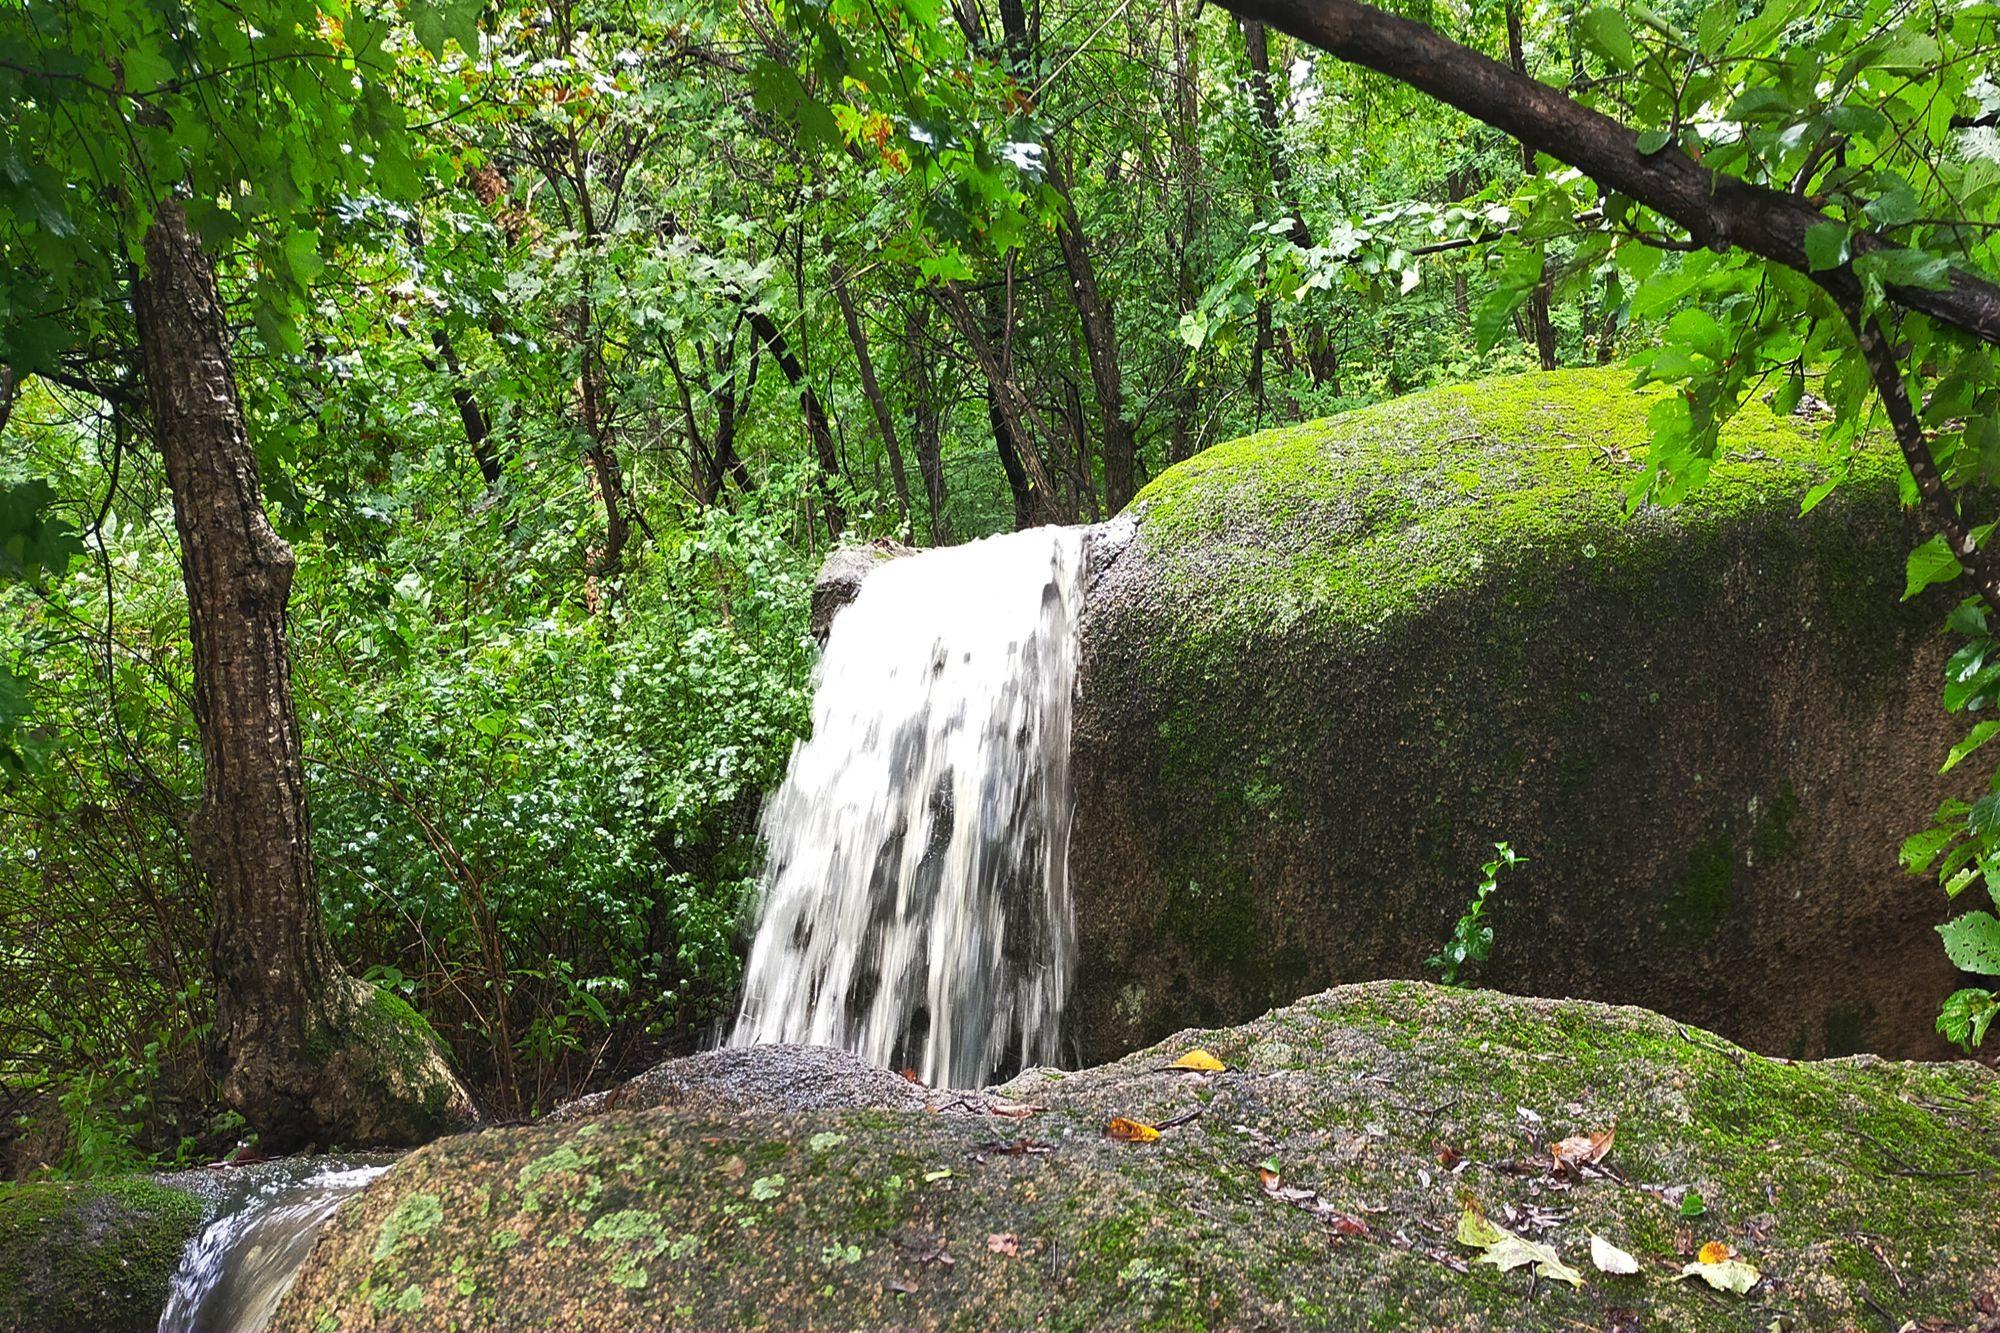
[1938,911,2000,976]
[1855,247,1953,292]
[1635,129,1672,155]
[1905,534,1961,600]
[1581,6,1636,69]
[1804,221,1850,272]
[1944,721,2000,774]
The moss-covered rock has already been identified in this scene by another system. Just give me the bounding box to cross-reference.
[290,975,478,1150]
[274,982,2000,1331]
[0,1176,203,1333]
[1073,366,1959,1064]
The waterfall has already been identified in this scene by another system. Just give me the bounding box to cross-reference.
[730,527,1086,1088]
[158,1157,390,1333]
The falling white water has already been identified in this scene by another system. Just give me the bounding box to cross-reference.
[159,1158,390,1333]
[730,527,1085,1088]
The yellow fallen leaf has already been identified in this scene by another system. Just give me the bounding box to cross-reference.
[1106,1116,1161,1143]
[1681,1253,1762,1294]
[1589,1234,1640,1275]
[1697,1240,1733,1265]
[1169,1048,1226,1072]
[1456,1207,1584,1286]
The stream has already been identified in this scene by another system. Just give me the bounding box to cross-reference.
[158,1156,392,1333]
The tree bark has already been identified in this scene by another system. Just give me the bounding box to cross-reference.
[134,200,473,1150]
[830,260,913,529]
[431,328,504,487]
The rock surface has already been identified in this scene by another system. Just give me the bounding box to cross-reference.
[1072,366,1958,1063]
[811,540,916,637]
[547,1043,946,1122]
[0,1176,204,1333]
[276,982,2000,1331]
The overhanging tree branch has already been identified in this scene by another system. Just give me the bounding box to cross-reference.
[1222,0,2000,346]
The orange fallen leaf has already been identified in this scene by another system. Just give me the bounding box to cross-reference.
[1169,1048,1226,1072]
[1550,1127,1615,1171]
[1327,1213,1369,1238]
[1106,1116,1162,1143]
[986,1233,1019,1256]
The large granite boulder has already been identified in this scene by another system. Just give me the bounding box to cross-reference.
[275,982,2000,1331]
[1070,366,1959,1063]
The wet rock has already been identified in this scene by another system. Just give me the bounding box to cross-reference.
[275,982,2000,1332]
[811,540,915,638]
[1072,366,1958,1062]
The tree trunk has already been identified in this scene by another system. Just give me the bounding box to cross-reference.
[830,260,913,529]
[905,304,950,544]
[1044,150,1139,513]
[134,200,473,1151]
[747,308,846,540]
[1505,0,1559,371]
[1243,18,1339,388]
[431,328,503,487]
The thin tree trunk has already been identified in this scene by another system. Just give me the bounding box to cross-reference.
[1243,18,1338,388]
[905,305,950,544]
[432,329,503,487]
[1044,151,1139,512]
[134,201,472,1150]
[1505,0,1559,371]
[830,260,912,528]
[939,283,1064,525]
[747,308,846,539]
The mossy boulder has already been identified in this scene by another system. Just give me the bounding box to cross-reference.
[275,982,2000,1331]
[0,1176,203,1333]
[1073,366,1959,1064]
[288,975,478,1150]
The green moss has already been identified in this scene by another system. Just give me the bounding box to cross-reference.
[1129,367,1896,648]
[276,983,2000,1333]
[0,1177,203,1333]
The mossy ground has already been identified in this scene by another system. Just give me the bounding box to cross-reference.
[0,1176,203,1333]
[275,983,2000,1332]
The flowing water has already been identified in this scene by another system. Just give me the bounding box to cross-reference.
[158,1157,391,1333]
[731,527,1086,1088]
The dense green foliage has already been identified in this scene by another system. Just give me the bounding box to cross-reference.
[2,0,1999,1173]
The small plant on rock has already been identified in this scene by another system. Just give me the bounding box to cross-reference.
[1428,843,1522,988]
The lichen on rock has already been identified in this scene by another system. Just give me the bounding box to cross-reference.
[1071,365,1960,1065]
[0,1176,204,1333]
[272,982,2000,1332]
